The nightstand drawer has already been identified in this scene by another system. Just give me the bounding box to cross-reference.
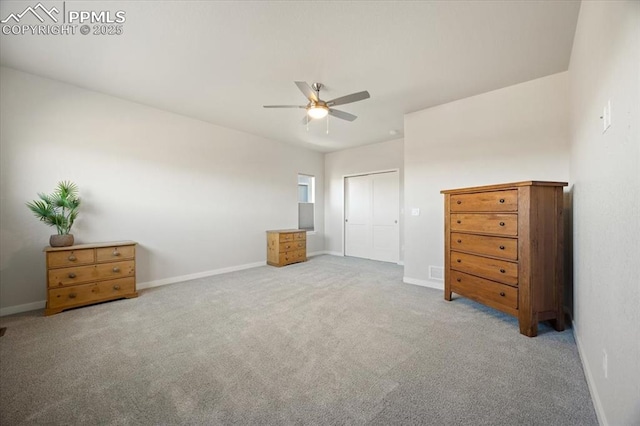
[450,233,517,260]
[47,248,95,268]
[450,190,517,212]
[96,245,135,262]
[451,251,518,286]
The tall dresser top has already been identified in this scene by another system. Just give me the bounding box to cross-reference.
[441,181,567,194]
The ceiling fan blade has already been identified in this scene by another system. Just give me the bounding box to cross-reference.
[263,105,306,108]
[326,91,370,107]
[328,109,357,122]
[294,81,318,102]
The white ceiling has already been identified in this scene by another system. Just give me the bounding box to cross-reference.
[0,1,580,152]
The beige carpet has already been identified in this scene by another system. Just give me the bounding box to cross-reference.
[0,255,597,425]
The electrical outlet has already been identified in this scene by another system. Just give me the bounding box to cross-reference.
[602,349,608,379]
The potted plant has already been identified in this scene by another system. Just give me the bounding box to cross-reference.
[26,181,81,247]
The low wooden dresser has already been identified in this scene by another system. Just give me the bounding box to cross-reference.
[266,229,307,267]
[44,241,138,315]
[441,181,567,337]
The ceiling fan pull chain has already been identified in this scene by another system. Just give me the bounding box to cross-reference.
[306,115,309,132]
[326,115,329,134]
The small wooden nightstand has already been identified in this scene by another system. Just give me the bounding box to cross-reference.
[266,230,307,267]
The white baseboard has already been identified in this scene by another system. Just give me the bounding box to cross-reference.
[0,300,46,317]
[572,320,607,426]
[137,261,265,290]
[325,251,344,257]
[403,276,443,291]
[307,251,328,257]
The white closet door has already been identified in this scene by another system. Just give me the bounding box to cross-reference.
[371,172,399,262]
[345,171,399,263]
[345,175,372,259]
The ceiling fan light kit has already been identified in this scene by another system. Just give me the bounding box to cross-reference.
[264,81,370,126]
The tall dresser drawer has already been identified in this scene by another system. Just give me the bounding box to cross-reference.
[450,270,518,313]
[451,233,518,260]
[450,213,517,236]
[451,251,518,285]
[450,190,517,212]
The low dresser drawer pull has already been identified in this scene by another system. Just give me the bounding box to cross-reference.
[499,245,505,250]
[113,250,120,257]
[456,220,461,224]
[112,267,120,273]
[499,292,505,297]
[113,285,121,290]
[69,293,77,299]
[499,222,505,226]
[68,273,76,278]
[457,239,462,243]
[456,200,461,204]
[500,269,506,273]
[456,278,461,282]
[68,255,77,261]
[499,199,505,203]
[456,259,461,263]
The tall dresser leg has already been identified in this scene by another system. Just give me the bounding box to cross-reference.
[519,316,538,337]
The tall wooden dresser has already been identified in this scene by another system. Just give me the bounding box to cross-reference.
[441,181,567,337]
[44,241,138,315]
[266,230,307,267]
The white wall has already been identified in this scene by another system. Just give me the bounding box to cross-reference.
[324,139,404,258]
[0,67,324,313]
[568,2,640,425]
[403,72,570,287]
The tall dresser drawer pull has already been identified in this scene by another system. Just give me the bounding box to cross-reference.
[456,200,462,204]
[499,222,505,226]
[68,273,76,278]
[457,239,462,243]
[113,285,121,290]
[456,259,461,263]
[68,255,77,261]
[112,267,120,273]
[457,220,461,224]
[456,278,461,282]
[69,293,77,299]
[499,245,505,250]
[112,250,120,257]
[499,292,506,297]
[499,199,505,203]
[500,269,506,273]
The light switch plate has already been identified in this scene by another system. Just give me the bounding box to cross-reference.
[411,208,420,216]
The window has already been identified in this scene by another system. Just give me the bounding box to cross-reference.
[298,174,315,231]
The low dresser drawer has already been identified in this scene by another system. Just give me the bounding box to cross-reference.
[280,240,305,252]
[450,233,517,260]
[47,248,95,268]
[48,260,135,287]
[450,270,518,313]
[279,233,295,242]
[48,277,136,310]
[294,232,306,241]
[450,213,517,236]
[451,251,518,285]
[96,245,135,262]
[279,249,306,265]
[450,190,517,212]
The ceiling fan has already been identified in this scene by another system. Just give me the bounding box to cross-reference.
[264,81,370,123]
